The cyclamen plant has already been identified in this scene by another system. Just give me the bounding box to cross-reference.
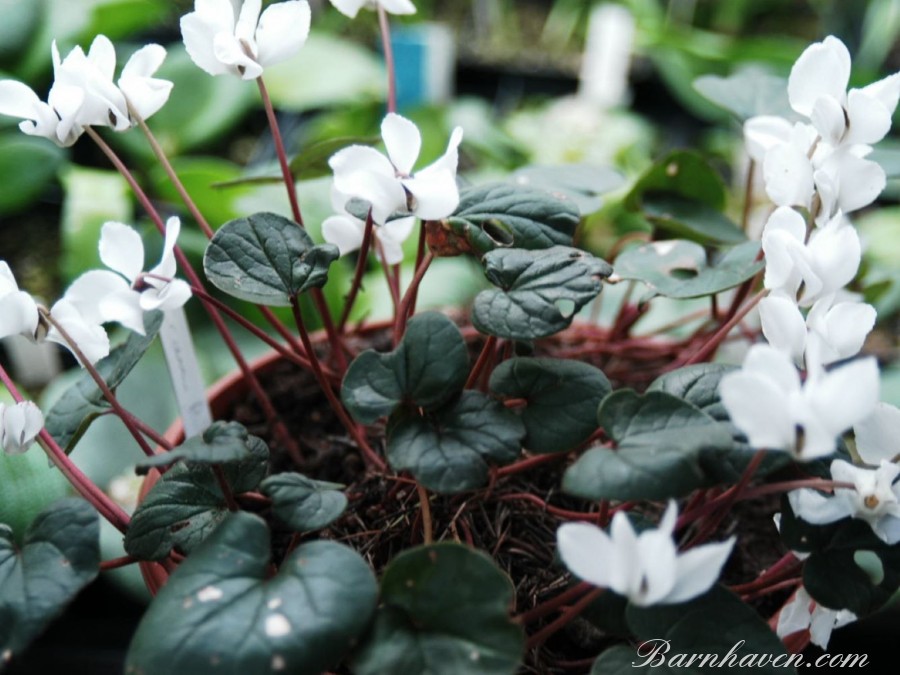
[1,2,899,673]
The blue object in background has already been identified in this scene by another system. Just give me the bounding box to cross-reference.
[390,23,455,112]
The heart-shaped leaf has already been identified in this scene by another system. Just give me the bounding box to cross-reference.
[260,473,347,532]
[136,421,260,473]
[489,358,611,453]
[693,70,792,120]
[352,543,524,675]
[0,499,99,660]
[126,512,378,675]
[124,437,268,561]
[44,311,163,452]
[204,212,339,306]
[387,391,525,493]
[444,182,579,257]
[642,194,746,245]
[473,246,613,340]
[510,164,624,216]
[563,391,733,501]
[342,312,469,424]
[625,150,727,211]
[613,240,764,299]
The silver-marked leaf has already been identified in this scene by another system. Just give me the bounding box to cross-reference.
[563,390,733,501]
[124,437,268,561]
[490,358,610,454]
[352,543,524,675]
[260,473,347,532]
[342,312,468,424]
[204,212,339,306]
[386,391,525,494]
[473,246,613,340]
[136,421,260,473]
[44,312,163,452]
[445,182,579,256]
[126,513,377,675]
[613,240,763,299]
[0,499,99,660]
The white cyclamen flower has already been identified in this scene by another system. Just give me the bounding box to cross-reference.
[761,207,860,307]
[63,218,192,337]
[788,459,900,545]
[328,0,416,19]
[557,502,735,607]
[0,401,44,455]
[719,344,879,460]
[330,113,463,225]
[777,587,856,650]
[117,44,174,120]
[0,262,40,340]
[322,187,416,265]
[45,298,111,367]
[854,402,900,465]
[181,0,311,80]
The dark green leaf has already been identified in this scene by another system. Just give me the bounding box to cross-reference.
[44,312,164,452]
[591,645,643,674]
[563,391,733,501]
[126,513,377,675]
[613,240,764,299]
[136,422,260,473]
[693,70,792,120]
[510,164,624,216]
[204,212,339,306]
[625,151,727,211]
[489,358,610,453]
[625,586,793,674]
[342,312,469,424]
[446,183,579,256]
[0,499,99,659]
[643,195,746,245]
[473,246,612,340]
[352,543,524,675]
[387,391,525,493]
[124,438,268,561]
[0,134,65,216]
[260,473,347,532]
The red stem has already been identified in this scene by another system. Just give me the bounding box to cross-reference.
[100,555,138,571]
[525,588,604,650]
[393,250,434,344]
[497,493,604,523]
[339,210,375,331]
[495,452,566,478]
[466,336,497,389]
[517,582,593,624]
[377,5,398,114]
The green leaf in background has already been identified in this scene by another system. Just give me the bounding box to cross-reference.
[642,195,746,245]
[259,473,347,532]
[0,134,65,216]
[126,513,378,675]
[289,135,381,181]
[563,390,733,501]
[0,499,99,661]
[625,586,792,674]
[342,312,469,424]
[591,645,640,674]
[489,358,610,454]
[509,164,624,216]
[625,150,727,211]
[473,246,613,340]
[613,240,763,299]
[43,312,164,452]
[0,450,71,546]
[444,183,579,257]
[0,0,40,63]
[693,69,792,120]
[387,391,525,494]
[124,437,268,561]
[204,212,339,306]
[352,543,524,675]
[136,422,262,473]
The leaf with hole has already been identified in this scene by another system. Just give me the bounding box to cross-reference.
[489,358,610,453]
[387,391,525,493]
[126,512,378,675]
[44,311,164,452]
[342,312,469,424]
[0,499,99,660]
[563,391,734,501]
[124,436,268,561]
[352,543,524,675]
[204,212,339,306]
[473,246,612,340]
[260,473,347,532]
[625,150,727,211]
[613,240,763,299]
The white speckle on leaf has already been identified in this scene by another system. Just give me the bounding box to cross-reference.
[265,614,292,637]
[650,240,678,256]
[470,650,480,662]
[3,650,12,663]
[272,655,286,671]
[197,586,224,602]
[183,597,194,609]
[267,597,282,610]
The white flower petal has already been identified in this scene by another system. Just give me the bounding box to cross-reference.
[743,115,793,162]
[788,487,852,525]
[810,96,847,145]
[379,0,417,14]
[118,44,173,120]
[816,300,876,362]
[806,357,880,441]
[46,299,111,366]
[181,0,238,76]
[330,145,407,224]
[382,113,422,177]
[762,142,815,208]
[328,0,367,18]
[141,279,192,312]
[65,270,133,325]
[99,221,145,282]
[759,295,807,365]
[322,215,365,256]
[213,32,263,79]
[633,528,678,605]
[375,221,413,265]
[777,588,814,639]
[720,371,795,451]
[665,536,735,604]
[854,402,900,465]
[402,170,460,220]
[0,291,40,340]
[150,216,182,280]
[1,401,44,455]
[556,522,616,589]
[788,36,851,117]
[234,0,262,43]
[844,89,893,145]
[858,72,900,119]
[256,0,311,68]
